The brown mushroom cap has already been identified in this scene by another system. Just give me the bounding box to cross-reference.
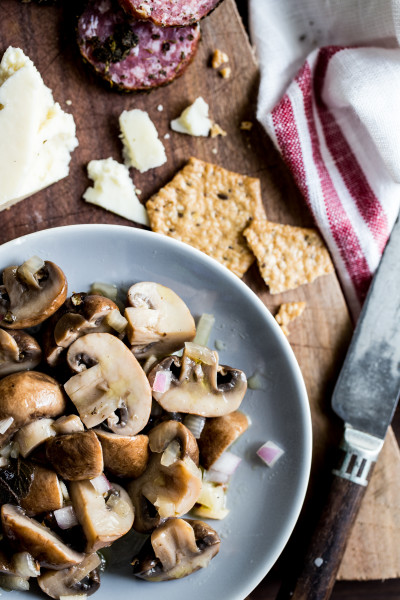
[198,411,249,469]
[20,464,63,516]
[124,282,196,358]
[0,371,67,446]
[1,505,85,569]
[46,431,104,481]
[69,480,135,552]
[0,329,42,377]
[0,261,67,329]
[94,429,149,479]
[148,343,247,417]
[38,553,101,599]
[132,518,220,581]
[64,333,152,435]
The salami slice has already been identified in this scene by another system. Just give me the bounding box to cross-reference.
[117,0,224,27]
[77,0,200,91]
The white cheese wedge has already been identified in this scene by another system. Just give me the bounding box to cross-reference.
[170,97,212,137]
[119,109,166,173]
[0,47,78,211]
[83,158,149,226]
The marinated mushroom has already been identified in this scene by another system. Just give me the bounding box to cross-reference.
[198,411,250,469]
[1,504,85,569]
[0,259,67,329]
[0,329,42,377]
[132,518,220,581]
[94,429,149,479]
[46,431,104,481]
[53,415,84,435]
[124,282,196,358]
[0,371,66,446]
[20,465,63,516]
[69,480,134,552]
[15,418,56,458]
[42,293,120,366]
[64,333,152,435]
[148,342,247,417]
[128,421,202,533]
[38,552,101,599]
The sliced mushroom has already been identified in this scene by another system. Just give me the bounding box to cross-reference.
[0,329,42,377]
[1,505,85,569]
[198,411,250,469]
[128,421,202,534]
[132,518,220,581]
[69,480,134,552]
[20,465,63,516]
[124,282,196,358]
[46,431,104,481]
[148,342,247,417]
[53,415,84,435]
[94,430,149,479]
[0,371,66,446]
[64,333,151,435]
[38,552,101,599]
[42,293,120,366]
[0,259,67,329]
[15,418,56,458]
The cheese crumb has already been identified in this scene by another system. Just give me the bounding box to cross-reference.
[157,104,163,112]
[220,67,231,79]
[170,97,212,137]
[211,49,229,69]
[0,47,78,211]
[119,109,166,173]
[240,121,253,131]
[83,157,149,226]
[210,123,227,138]
[66,99,72,106]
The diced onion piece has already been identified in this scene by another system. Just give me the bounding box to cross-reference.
[13,552,40,578]
[183,414,206,439]
[0,457,8,468]
[0,417,14,435]
[161,440,180,467]
[0,575,30,591]
[152,370,171,394]
[211,451,242,478]
[104,309,128,333]
[203,468,230,485]
[256,441,284,467]
[91,474,111,495]
[193,313,215,346]
[17,256,45,289]
[184,342,217,366]
[193,481,229,520]
[89,281,118,302]
[60,595,87,600]
[54,506,79,530]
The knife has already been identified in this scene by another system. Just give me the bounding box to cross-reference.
[276,213,400,600]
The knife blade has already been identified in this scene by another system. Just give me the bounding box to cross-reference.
[276,214,400,600]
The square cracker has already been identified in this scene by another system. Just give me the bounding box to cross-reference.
[244,220,334,294]
[146,157,267,278]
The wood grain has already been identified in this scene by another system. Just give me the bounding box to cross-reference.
[0,0,400,590]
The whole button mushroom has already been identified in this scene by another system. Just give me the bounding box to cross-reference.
[64,333,152,435]
[132,518,220,581]
[128,421,202,533]
[124,282,196,358]
[148,342,247,417]
[0,328,42,377]
[0,371,67,446]
[38,553,101,599]
[0,258,67,329]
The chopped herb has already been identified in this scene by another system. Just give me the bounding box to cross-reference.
[0,459,34,505]
[162,42,170,53]
[89,23,139,66]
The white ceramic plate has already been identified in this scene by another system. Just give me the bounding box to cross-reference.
[0,224,312,600]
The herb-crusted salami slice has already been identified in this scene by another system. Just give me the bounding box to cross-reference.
[118,0,224,28]
[77,0,200,91]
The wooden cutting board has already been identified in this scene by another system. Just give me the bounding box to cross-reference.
[1,0,399,584]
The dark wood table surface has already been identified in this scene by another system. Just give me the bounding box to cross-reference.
[234,1,400,599]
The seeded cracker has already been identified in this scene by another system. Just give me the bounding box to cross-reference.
[275,302,306,337]
[244,220,334,293]
[146,158,267,278]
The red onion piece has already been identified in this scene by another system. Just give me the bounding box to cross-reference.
[152,371,171,394]
[91,474,111,495]
[256,441,284,467]
[206,451,242,483]
[54,505,79,530]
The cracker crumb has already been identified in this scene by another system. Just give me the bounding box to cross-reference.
[275,302,306,336]
[164,133,171,140]
[66,99,72,106]
[240,121,253,131]
[244,220,334,294]
[146,157,267,278]
[210,123,227,138]
[157,104,163,112]
[220,67,232,79]
[211,49,229,69]
[211,148,218,154]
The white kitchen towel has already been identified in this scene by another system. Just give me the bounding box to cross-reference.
[249,0,400,319]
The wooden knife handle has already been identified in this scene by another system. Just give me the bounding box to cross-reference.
[276,427,383,600]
